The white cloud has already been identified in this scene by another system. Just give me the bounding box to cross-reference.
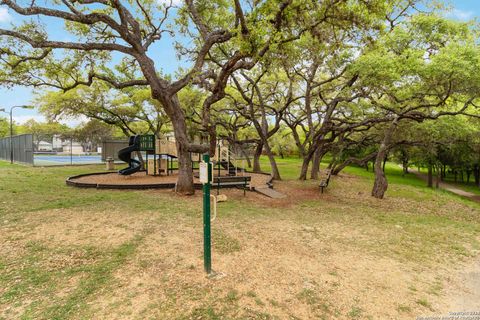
[447,9,475,21]
[0,7,12,23]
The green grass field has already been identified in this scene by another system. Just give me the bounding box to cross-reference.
[0,158,479,319]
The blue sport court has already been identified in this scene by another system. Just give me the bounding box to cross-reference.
[34,154,103,166]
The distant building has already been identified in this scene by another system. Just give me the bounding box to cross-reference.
[37,141,53,152]
[62,141,84,154]
[52,135,63,151]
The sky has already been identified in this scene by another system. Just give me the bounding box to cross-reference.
[0,0,479,126]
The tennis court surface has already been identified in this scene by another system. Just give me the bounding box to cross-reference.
[34,154,103,166]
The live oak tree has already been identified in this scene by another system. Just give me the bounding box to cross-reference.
[72,119,116,152]
[37,83,170,138]
[269,125,296,159]
[229,66,298,180]
[328,130,380,175]
[351,14,480,198]
[279,0,418,181]
[406,117,480,187]
[19,119,70,151]
[0,117,10,137]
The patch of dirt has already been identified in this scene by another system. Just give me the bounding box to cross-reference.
[43,249,100,271]
[88,215,459,319]
[1,208,148,250]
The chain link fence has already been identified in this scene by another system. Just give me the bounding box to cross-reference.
[0,133,129,166]
[33,135,96,166]
[32,135,127,166]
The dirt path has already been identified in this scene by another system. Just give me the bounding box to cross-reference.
[410,170,480,203]
[408,170,480,312]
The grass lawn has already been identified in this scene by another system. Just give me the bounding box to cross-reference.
[0,158,479,319]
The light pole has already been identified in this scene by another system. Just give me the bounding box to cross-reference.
[8,105,34,164]
[0,108,7,161]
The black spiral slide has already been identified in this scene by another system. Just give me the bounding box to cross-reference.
[118,135,141,175]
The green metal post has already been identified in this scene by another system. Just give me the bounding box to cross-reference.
[202,154,212,274]
[217,144,221,195]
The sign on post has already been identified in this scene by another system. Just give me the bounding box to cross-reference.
[199,161,209,184]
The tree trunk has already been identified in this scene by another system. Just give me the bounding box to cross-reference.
[435,165,440,188]
[332,152,377,176]
[474,164,480,187]
[332,161,349,176]
[238,144,252,168]
[372,117,399,199]
[402,159,409,175]
[171,119,195,195]
[299,151,314,180]
[264,142,281,180]
[401,150,409,175]
[382,155,388,172]
[253,142,263,173]
[427,165,433,188]
[310,147,327,180]
[136,54,208,195]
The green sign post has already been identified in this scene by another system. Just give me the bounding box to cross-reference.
[201,154,212,275]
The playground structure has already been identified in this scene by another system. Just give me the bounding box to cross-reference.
[116,135,177,176]
[117,135,248,180]
[68,134,283,196]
